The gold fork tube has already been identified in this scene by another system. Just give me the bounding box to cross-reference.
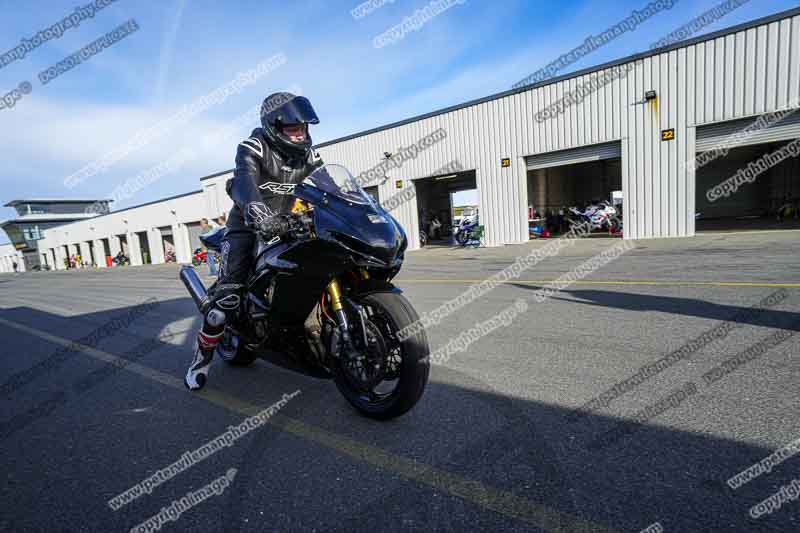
[327,278,344,312]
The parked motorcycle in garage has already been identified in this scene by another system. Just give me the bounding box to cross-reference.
[427,216,442,240]
[455,216,480,246]
[112,252,130,266]
[566,201,620,233]
[419,230,428,247]
[776,198,798,221]
[180,164,430,420]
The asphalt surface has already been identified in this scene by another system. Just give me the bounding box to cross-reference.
[1,230,799,533]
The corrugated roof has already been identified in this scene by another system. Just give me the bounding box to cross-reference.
[4,199,112,207]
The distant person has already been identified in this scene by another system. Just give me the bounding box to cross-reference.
[200,218,219,276]
[215,212,227,227]
[12,261,18,273]
[428,214,442,240]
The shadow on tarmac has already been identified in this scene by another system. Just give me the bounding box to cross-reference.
[509,283,800,332]
[0,298,798,532]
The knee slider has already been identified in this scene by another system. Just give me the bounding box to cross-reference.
[206,308,227,327]
[210,283,244,320]
[214,293,241,312]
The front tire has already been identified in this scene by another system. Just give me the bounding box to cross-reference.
[334,291,430,420]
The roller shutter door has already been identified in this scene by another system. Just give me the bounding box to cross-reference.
[186,222,204,252]
[696,111,800,152]
[526,141,622,170]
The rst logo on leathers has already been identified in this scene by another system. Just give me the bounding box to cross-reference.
[259,182,296,195]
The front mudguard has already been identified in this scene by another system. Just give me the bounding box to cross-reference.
[352,278,402,298]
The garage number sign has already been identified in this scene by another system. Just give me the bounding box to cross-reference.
[661,128,675,141]
[501,158,510,168]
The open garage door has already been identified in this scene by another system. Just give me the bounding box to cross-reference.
[695,142,800,232]
[695,111,800,231]
[186,222,205,254]
[86,241,96,266]
[525,142,622,237]
[159,225,176,262]
[136,231,152,264]
[414,169,477,246]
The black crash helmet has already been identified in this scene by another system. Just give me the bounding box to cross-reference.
[260,92,320,159]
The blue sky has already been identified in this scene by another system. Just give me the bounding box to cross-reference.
[1,0,798,244]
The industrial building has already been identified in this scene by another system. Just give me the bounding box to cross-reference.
[0,199,111,270]
[28,6,800,269]
[0,243,25,273]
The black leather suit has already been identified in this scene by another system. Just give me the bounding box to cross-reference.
[214,127,322,306]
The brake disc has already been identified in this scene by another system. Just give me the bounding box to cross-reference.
[344,321,388,392]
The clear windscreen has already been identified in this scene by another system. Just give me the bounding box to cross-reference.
[303,164,379,208]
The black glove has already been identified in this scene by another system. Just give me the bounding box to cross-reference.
[255,215,290,241]
[255,213,312,242]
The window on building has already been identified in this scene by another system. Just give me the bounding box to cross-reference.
[22,226,41,241]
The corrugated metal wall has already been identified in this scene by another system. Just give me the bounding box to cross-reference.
[315,12,800,245]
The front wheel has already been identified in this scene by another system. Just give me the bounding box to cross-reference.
[334,291,430,420]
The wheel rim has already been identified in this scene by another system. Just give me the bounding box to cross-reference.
[341,302,404,405]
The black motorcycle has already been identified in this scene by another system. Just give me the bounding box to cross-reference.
[180,164,430,419]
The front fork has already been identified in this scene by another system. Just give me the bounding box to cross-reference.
[326,271,369,357]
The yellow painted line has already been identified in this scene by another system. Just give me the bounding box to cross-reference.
[0,316,619,533]
[397,279,800,288]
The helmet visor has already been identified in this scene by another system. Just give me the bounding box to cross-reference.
[274,96,319,126]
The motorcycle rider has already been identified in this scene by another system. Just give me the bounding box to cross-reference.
[185,92,323,390]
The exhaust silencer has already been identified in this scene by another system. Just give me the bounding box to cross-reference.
[180,266,210,313]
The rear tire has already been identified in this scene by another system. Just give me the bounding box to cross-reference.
[334,291,430,420]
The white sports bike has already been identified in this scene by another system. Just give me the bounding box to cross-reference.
[567,202,620,232]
